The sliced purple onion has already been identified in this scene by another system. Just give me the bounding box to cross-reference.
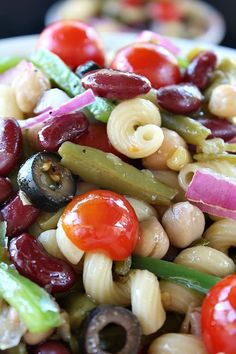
[19,89,96,130]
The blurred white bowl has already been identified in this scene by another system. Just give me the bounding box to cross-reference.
[45,0,226,44]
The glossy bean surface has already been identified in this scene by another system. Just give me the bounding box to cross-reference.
[81,68,151,100]
[9,233,76,293]
[1,193,40,237]
[0,118,22,176]
[184,51,217,90]
[38,112,89,152]
[195,115,236,142]
[0,177,13,204]
[29,340,71,354]
[156,83,202,114]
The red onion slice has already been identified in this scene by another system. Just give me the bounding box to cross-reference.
[186,169,236,220]
[19,89,96,130]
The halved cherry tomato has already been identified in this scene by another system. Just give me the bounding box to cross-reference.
[201,274,236,354]
[37,20,105,69]
[72,122,127,160]
[61,190,139,260]
[110,42,181,89]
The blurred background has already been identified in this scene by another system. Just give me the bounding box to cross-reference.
[0,0,235,48]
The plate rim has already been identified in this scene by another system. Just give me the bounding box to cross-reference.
[0,32,235,59]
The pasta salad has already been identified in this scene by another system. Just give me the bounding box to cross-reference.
[0,20,236,354]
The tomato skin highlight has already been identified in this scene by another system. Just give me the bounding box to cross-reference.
[201,275,236,354]
[61,190,139,260]
[37,20,105,69]
[110,42,181,89]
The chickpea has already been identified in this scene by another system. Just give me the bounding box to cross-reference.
[0,85,23,119]
[12,64,50,113]
[162,202,205,248]
[134,216,169,259]
[142,128,187,170]
[209,84,236,119]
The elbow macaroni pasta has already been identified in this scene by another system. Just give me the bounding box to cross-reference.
[83,252,166,335]
[107,98,164,158]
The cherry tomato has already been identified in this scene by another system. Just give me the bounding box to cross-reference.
[201,275,236,354]
[150,0,184,22]
[110,43,181,89]
[37,20,105,69]
[72,122,127,160]
[61,190,139,260]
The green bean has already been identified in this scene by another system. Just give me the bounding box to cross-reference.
[0,262,60,333]
[114,257,132,277]
[194,152,236,163]
[64,293,96,330]
[161,111,211,145]
[205,58,236,101]
[31,49,115,123]
[132,256,220,294]
[197,138,225,154]
[36,208,64,231]
[225,143,236,153]
[5,343,28,354]
[0,221,9,263]
[59,142,177,205]
[0,56,23,74]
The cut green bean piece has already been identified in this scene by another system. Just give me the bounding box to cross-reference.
[0,56,23,74]
[132,256,220,294]
[0,262,61,333]
[5,343,28,354]
[198,138,225,154]
[59,142,177,205]
[205,58,236,101]
[31,49,115,122]
[65,293,96,330]
[161,111,211,145]
[0,221,9,263]
[194,152,236,163]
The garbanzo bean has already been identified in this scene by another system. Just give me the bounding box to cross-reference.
[209,84,236,119]
[162,202,205,248]
[142,128,187,170]
[134,216,169,259]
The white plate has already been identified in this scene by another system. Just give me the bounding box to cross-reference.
[0,32,235,60]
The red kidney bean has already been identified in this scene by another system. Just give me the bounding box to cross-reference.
[37,112,89,152]
[0,177,13,204]
[9,233,76,293]
[1,193,40,237]
[195,115,236,142]
[29,341,71,354]
[184,51,217,90]
[156,83,203,114]
[81,68,151,100]
[0,118,22,176]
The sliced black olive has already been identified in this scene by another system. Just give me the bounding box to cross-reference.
[17,152,76,212]
[75,60,101,79]
[80,305,141,354]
